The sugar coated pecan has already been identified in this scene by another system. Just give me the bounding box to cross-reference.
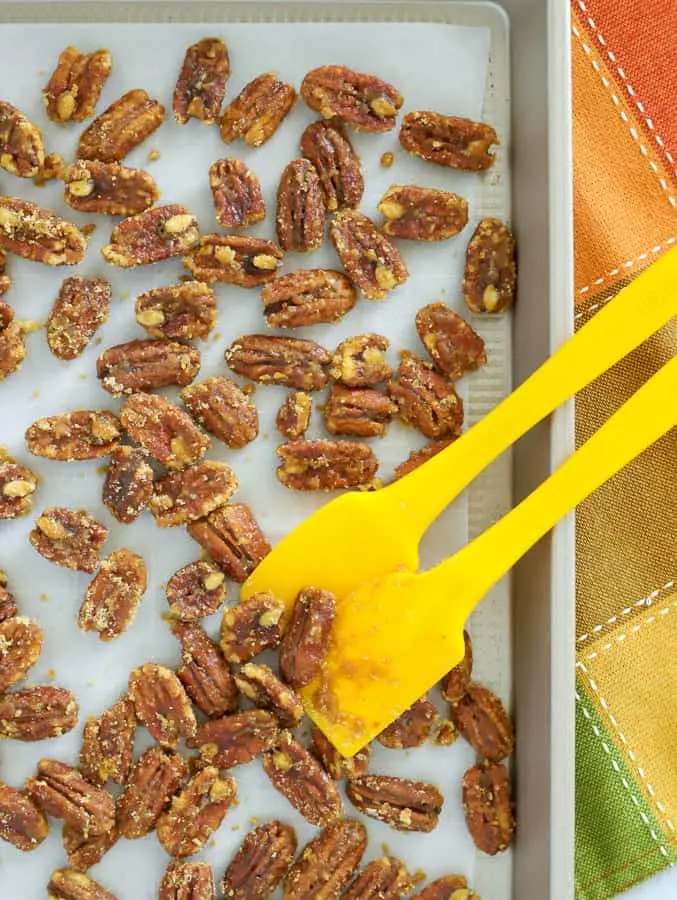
[323,384,396,437]
[97,338,201,396]
[102,445,153,523]
[310,726,369,781]
[220,591,285,664]
[160,861,216,900]
[0,460,38,519]
[222,820,297,899]
[128,662,197,748]
[343,856,413,900]
[44,47,111,123]
[463,218,516,313]
[234,663,304,728]
[284,818,367,899]
[262,269,356,328]
[331,334,392,387]
[389,353,464,439]
[47,868,116,900]
[279,587,335,688]
[0,101,44,177]
[394,439,454,479]
[301,66,403,132]
[181,376,259,449]
[0,305,26,381]
[450,682,514,762]
[440,630,473,703]
[79,695,135,786]
[174,38,230,124]
[0,686,78,741]
[167,561,227,621]
[220,72,296,147]
[102,204,199,267]
[117,746,188,839]
[120,392,208,470]
[463,762,514,855]
[277,439,378,491]
[0,783,48,851]
[30,508,108,572]
[330,209,408,300]
[209,158,265,228]
[263,731,343,826]
[189,709,278,769]
[78,89,165,162]
[184,233,283,285]
[0,198,86,265]
[136,282,218,341]
[187,503,270,583]
[276,391,312,439]
[225,334,330,390]
[413,875,477,899]
[377,696,439,749]
[63,159,160,216]
[276,159,325,252]
[62,825,118,872]
[432,720,458,747]
[150,461,238,527]
[347,775,443,832]
[78,549,147,641]
[379,185,469,241]
[300,119,363,211]
[46,276,111,360]
[399,112,498,171]
[157,767,237,858]
[173,621,237,719]
[416,302,486,378]
[26,410,120,460]
[0,616,42,692]
[27,760,115,837]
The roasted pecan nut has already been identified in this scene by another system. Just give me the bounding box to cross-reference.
[0,783,48,851]
[343,856,413,900]
[226,334,330,390]
[284,818,367,899]
[220,73,296,147]
[0,101,44,177]
[150,462,239,527]
[97,338,201,396]
[399,112,498,171]
[120,392,209,470]
[78,549,147,641]
[30,508,108,572]
[329,210,408,300]
[0,305,26,381]
[184,234,283,286]
[63,159,160,216]
[62,826,118,873]
[331,334,392,387]
[0,616,42,692]
[440,630,473,703]
[135,282,217,341]
[0,686,78,741]
[394,439,455,479]
[0,198,86,266]
[173,621,238,719]
[377,696,439,749]
[26,410,120,460]
[276,392,312,439]
[449,682,514,762]
[181,377,259,449]
[234,663,304,728]
[301,66,403,132]
[388,353,464,439]
[263,731,343,826]
[117,746,188,839]
[346,775,443,832]
[47,868,116,900]
[463,218,516,313]
[379,185,469,241]
[160,861,216,900]
[310,726,369,781]
[174,38,230,124]
[187,503,270,583]
[462,762,514,855]
[222,820,297,899]
[102,204,199,267]
[277,439,378,490]
[78,89,165,162]
[157,767,237,859]
[220,591,285,664]
[79,695,135,786]
[323,384,397,437]
[209,158,265,228]
[167,561,227,621]
[46,276,111,360]
[189,709,278,769]
[27,760,115,837]
[102,445,153,523]
[44,47,112,123]
[416,303,486,379]
[413,875,477,899]
[0,460,38,519]
[276,159,325,252]
[279,587,335,688]
[262,269,356,328]
[128,662,197,748]
[300,119,363,211]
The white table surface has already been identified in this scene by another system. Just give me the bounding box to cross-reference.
[619,866,677,899]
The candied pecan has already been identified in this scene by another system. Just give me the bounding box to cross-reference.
[220,73,296,147]
[157,767,237,859]
[276,159,325,252]
[184,234,283,286]
[160,861,216,900]
[220,591,285,664]
[97,338,201,396]
[63,159,160,216]
[78,549,147,641]
[0,617,42,693]
[393,438,454,479]
[135,282,217,341]
[62,825,118,873]
[102,445,153,523]
[30,508,107,572]
[44,47,111,123]
[331,334,392,387]
[174,38,230,124]
[463,218,516,313]
[277,439,378,490]
[128,662,197,748]
[167,561,227,621]
[310,726,369,781]
[377,696,439,749]
[189,710,278,769]
[284,818,367,899]
[226,334,330,390]
[0,250,10,295]
[117,746,188,839]
[150,461,238,527]
[209,158,265,228]
[120,392,208,470]
[0,305,26,380]
[27,760,115,836]
[102,204,199,267]
[234,663,304,728]
[330,209,408,300]
[346,775,443,832]
[440,630,473,703]
[26,410,120,460]
[449,682,514,762]
[432,720,458,747]
[181,376,259,449]
[79,695,135,786]
[389,353,463,439]
[0,686,78,741]
[0,782,48,851]
[0,575,18,621]
[343,857,413,900]
[279,587,335,688]
[222,820,297,899]
[400,111,498,171]
[300,119,363,211]
[0,198,86,266]
[379,185,468,241]
[276,391,312,439]
[323,384,397,437]
[78,89,165,162]
[46,276,111,360]
[0,460,38,519]
[301,66,403,132]
[462,762,514,855]
[173,621,238,719]
[0,101,44,177]
[416,303,486,379]
[413,875,477,899]
[47,868,116,900]
[262,269,356,328]
[187,503,270,583]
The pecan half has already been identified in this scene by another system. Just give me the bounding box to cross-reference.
[276,391,312,439]
[388,353,464,439]
[0,198,86,266]
[102,204,199,267]
[63,159,160,216]
[377,696,439,749]
[160,861,216,900]
[0,783,48,851]
[399,112,498,171]
[323,384,397,437]
[0,101,44,177]
[44,47,111,123]
[26,410,120,460]
[346,775,443,832]
[276,159,325,252]
[46,276,111,360]
[343,856,413,900]
[329,209,408,300]
[300,119,363,211]
[225,334,330,390]
[189,709,278,769]
[150,462,238,527]
[184,234,283,286]
[310,726,369,781]
[135,281,217,341]
[234,663,304,728]
[187,503,270,583]
[167,561,227,621]
[221,820,297,899]
[284,818,367,899]
[379,185,469,241]
[331,334,392,387]
[277,439,378,490]
[30,508,108,572]
[181,377,258,449]
[47,869,116,900]
[220,73,296,147]
[462,762,514,855]
[157,767,237,858]
[174,38,230,124]
[209,158,265,228]
[62,825,118,873]
[0,304,27,381]
[120,392,209,470]
[0,460,38,519]
[78,89,165,162]
[78,549,147,641]
[279,587,335,688]
[449,682,514,762]
[413,875,478,899]
[102,445,153,523]
[301,66,403,132]
[440,630,473,703]
[173,621,238,719]
[117,746,188,839]
[261,269,356,328]
[0,685,78,741]
[97,338,201,395]
[416,303,485,379]
[463,218,516,313]
[220,591,285,664]
[27,760,115,837]
[79,695,135,786]
[128,662,197,748]
[0,616,42,692]
[393,439,454,479]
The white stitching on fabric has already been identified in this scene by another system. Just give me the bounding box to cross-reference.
[577,581,675,642]
[582,602,675,661]
[574,237,677,307]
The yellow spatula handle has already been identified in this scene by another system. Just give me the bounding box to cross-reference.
[382,248,677,539]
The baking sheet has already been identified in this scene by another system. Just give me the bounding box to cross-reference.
[0,15,511,899]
